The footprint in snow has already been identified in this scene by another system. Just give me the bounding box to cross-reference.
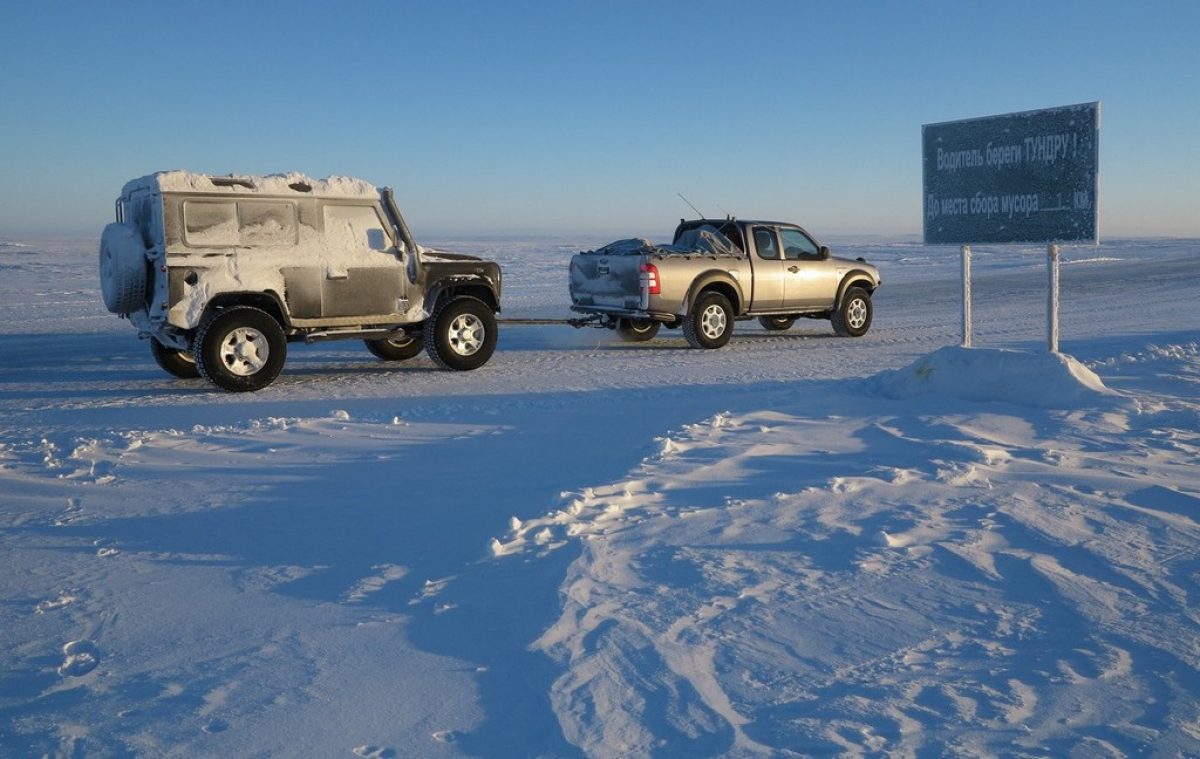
[35,593,77,614]
[57,639,99,677]
[202,718,229,734]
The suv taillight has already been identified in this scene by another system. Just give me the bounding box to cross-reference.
[640,263,661,295]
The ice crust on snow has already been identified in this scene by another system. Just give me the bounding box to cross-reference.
[122,170,380,199]
[872,346,1122,408]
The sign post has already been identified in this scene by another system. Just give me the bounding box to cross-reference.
[1048,243,1060,352]
[922,102,1099,352]
[961,245,972,348]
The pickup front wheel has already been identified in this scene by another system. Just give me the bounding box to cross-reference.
[684,291,734,349]
[424,296,498,371]
[832,287,873,337]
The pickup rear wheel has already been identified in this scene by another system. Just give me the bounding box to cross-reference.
[424,296,497,371]
[365,333,424,361]
[832,287,873,337]
[151,338,200,379]
[616,318,660,342]
[195,306,288,392]
[758,315,796,331]
[684,291,734,349]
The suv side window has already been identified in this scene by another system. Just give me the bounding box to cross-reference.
[182,200,297,247]
[184,201,239,246]
[239,202,297,246]
[780,228,821,260]
[324,204,389,252]
[752,226,779,260]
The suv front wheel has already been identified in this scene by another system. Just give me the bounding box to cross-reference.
[424,296,497,371]
[195,306,288,391]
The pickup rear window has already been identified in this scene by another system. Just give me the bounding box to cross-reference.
[674,222,743,252]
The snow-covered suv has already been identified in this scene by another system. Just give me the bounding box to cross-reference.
[100,172,502,391]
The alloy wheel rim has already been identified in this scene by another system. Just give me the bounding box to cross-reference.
[701,305,727,339]
[448,314,485,356]
[847,299,868,329]
[220,328,269,376]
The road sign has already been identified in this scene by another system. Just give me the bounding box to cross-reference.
[923,102,1099,245]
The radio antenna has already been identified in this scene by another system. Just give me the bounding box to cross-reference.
[677,192,706,219]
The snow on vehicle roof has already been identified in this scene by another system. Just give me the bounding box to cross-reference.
[121,171,380,199]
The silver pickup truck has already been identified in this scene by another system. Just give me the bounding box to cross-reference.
[569,219,881,348]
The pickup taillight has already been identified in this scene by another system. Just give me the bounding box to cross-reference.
[640,262,661,295]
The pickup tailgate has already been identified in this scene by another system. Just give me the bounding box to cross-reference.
[569,250,646,311]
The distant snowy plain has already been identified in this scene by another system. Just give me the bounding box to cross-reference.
[1,234,1198,757]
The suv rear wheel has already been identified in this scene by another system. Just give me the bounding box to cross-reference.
[424,296,497,371]
[195,306,287,391]
[151,338,199,379]
[365,333,424,361]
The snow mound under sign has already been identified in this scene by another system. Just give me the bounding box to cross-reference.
[873,346,1123,409]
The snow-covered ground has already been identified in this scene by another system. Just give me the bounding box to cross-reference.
[1,234,1198,757]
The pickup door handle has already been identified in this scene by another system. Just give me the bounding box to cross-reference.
[787,265,800,273]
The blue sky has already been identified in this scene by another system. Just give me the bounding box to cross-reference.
[1,0,1196,238]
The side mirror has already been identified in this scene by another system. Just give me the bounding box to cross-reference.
[819,245,831,260]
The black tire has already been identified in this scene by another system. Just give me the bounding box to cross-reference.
[151,338,199,379]
[616,318,661,342]
[423,296,498,371]
[99,223,147,314]
[683,291,734,349]
[832,287,873,337]
[365,333,424,361]
[758,315,796,331]
[194,306,287,392]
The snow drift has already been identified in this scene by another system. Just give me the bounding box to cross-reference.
[873,345,1123,408]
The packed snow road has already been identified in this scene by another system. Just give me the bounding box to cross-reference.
[1,236,1197,756]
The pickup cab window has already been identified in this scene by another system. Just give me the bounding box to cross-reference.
[780,228,821,260]
[752,226,780,260]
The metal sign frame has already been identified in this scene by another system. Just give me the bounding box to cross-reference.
[922,102,1100,353]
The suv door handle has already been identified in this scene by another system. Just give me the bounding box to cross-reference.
[787,265,800,273]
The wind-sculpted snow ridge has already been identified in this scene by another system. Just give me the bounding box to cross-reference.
[493,351,1200,756]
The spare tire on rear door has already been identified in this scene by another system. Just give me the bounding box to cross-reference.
[99,223,148,314]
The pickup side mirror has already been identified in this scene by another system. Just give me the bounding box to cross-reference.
[819,245,831,260]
